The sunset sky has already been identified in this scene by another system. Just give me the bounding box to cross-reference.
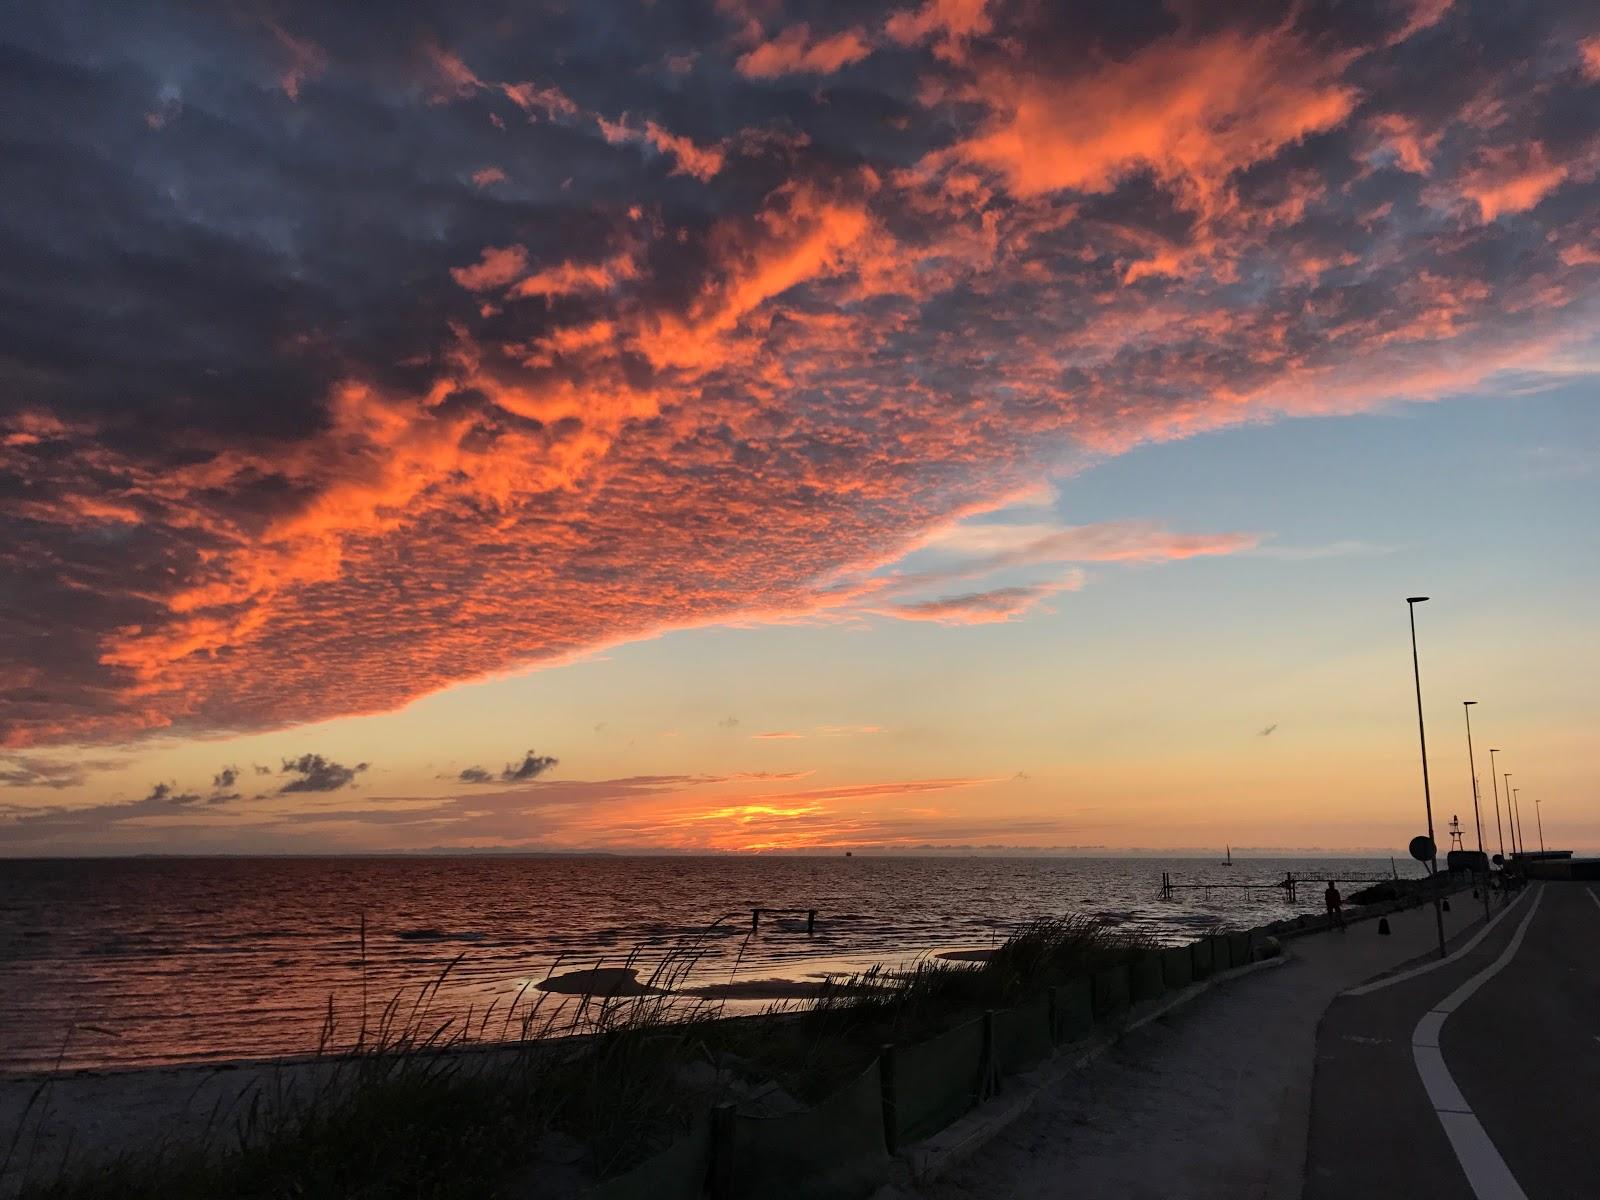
[2,0,1597,855]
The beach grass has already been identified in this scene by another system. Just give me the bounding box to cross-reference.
[803,914,1154,1044]
[7,913,1155,1198]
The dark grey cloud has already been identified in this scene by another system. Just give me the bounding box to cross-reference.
[142,781,202,806]
[0,756,119,789]
[503,750,557,782]
[460,749,559,784]
[278,753,368,793]
[0,772,708,850]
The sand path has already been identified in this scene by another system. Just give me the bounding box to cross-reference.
[912,895,1490,1200]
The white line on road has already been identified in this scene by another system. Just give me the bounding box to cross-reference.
[1343,886,1531,997]
[1411,884,1545,1200]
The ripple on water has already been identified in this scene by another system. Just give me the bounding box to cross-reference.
[0,854,1414,1070]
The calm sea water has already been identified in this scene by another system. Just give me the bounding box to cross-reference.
[0,855,1410,1072]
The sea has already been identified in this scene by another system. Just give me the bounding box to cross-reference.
[0,854,1411,1073]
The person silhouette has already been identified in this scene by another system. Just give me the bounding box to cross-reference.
[1324,881,1345,931]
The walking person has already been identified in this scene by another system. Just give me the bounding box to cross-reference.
[1324,881,1346,931]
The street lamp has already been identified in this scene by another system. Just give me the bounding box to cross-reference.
[1406,596,1447,960]
[1534,794,1545,855]
[1462,702,1489,921]
[1504,772,1517,857]
[1488,748,1506,865]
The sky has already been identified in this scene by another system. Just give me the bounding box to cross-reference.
[1,0,1597,855]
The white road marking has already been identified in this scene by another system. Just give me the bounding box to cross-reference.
[1410,884,1545,1200]
[1344,886,1531,997]
[1587,887,1600,914]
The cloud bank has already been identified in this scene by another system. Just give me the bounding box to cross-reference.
[2,1,1597,747]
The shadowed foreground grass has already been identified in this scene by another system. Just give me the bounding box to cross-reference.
[7,915,1153,1199]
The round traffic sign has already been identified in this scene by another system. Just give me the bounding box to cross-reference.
[1408,835,1436,863]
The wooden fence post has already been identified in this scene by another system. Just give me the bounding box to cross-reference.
[981,1008,997,1099]
[709,1102,735,1200]
[879,1045,899,1156]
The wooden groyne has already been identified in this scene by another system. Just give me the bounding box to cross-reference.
[1159,869,1402,903]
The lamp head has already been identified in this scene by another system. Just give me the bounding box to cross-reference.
[1464,700,1477,706]
[1406,596,1429,604]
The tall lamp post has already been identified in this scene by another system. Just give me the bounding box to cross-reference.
[1407,596,1447,960]
[1534,794,1545,855]
[1488,748,1506,866]
[1462,702,1489,921]
[1504,773,1518,857]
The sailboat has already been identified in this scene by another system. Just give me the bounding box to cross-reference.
[1221,844,1233,867]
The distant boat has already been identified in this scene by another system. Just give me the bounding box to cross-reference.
[1222,844,1233,867]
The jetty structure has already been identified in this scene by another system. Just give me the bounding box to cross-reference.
[1158,868,1401,904]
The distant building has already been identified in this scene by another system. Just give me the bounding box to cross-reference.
[1446,849,1489,873]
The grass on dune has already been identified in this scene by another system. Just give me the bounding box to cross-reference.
[802,914,1155,1045]
[8,913,1156,1199]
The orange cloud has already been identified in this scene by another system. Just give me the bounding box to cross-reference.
[931,24,1358,210]
[736,24,873,78]
[885,0,991,50]
[591,115,727,181]
[449,244,529,291]
[509,254,639,299]
[643,121,726,182]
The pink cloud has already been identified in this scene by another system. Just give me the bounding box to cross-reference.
[422,39,483,104]
[870,582,1076,625]
[262,19,327,102]
[1582,37,1600,81]
[500,81,578,120]
[1458,143,1573,222]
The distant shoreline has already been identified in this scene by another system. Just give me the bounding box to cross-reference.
[0,849,1437,860]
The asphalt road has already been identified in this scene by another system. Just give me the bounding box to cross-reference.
[1304,882,1600,1200]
